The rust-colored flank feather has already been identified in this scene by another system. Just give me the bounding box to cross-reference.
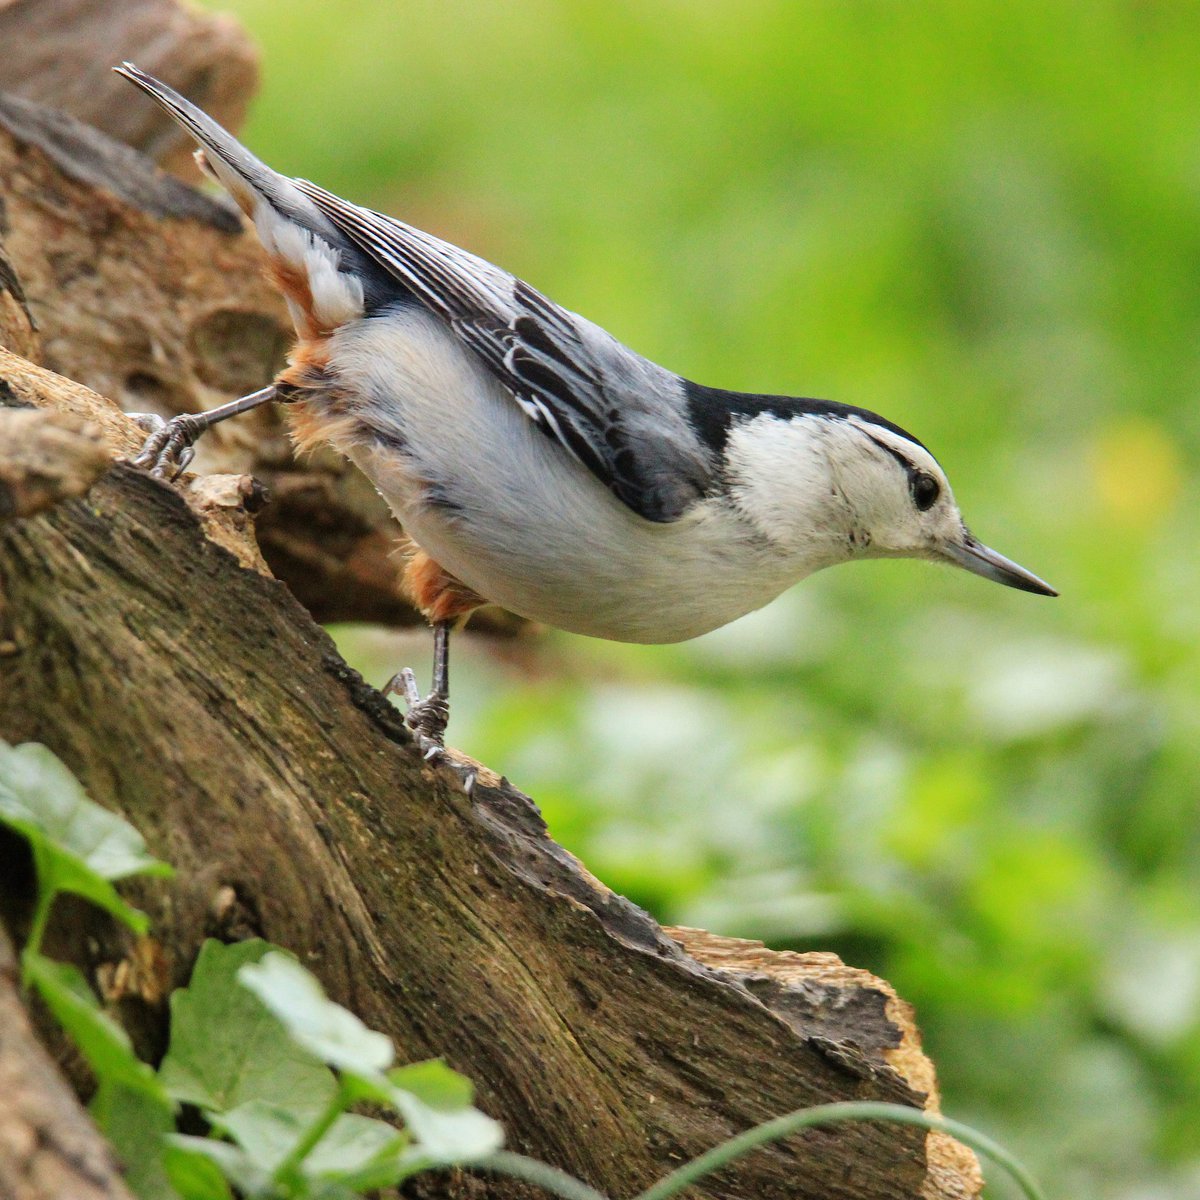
[404,548,486,624]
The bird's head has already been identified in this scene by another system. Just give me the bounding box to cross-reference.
[723,403,1057,596]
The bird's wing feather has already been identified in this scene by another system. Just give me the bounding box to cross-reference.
[294,178,712,522]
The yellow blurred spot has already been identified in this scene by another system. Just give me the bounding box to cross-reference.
[1088,418,1183,526]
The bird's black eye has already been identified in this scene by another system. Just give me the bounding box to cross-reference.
[911,472,940,512]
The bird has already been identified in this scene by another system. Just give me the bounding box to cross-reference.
[115,63,1056,773]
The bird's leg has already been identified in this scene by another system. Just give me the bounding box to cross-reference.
[129,384,279,480]
[385,620,452,759]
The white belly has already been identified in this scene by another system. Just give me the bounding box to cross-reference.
[313,307,808,643]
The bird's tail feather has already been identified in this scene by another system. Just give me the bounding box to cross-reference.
[114,62,315,225]
[115,63,374,338]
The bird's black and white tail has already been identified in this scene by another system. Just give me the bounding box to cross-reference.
[115,63,306,221]
[115,63,367,336]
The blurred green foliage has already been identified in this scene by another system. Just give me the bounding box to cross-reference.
[210,2,1200,1196]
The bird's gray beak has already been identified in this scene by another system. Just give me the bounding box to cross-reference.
[942,531,1058,596]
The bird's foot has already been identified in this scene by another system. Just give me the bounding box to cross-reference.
[127,412,204,480]
[388,667,449,746]
[382,669,477,796]
[384,666,449,749]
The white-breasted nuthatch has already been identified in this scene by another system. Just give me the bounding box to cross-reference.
[116,64,1056,764]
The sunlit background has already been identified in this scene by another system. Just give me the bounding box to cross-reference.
[209,3,1199,1195]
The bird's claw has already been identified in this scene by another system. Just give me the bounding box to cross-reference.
[381,670,475,794]
[129,413,204,481]
[383,669,450,749]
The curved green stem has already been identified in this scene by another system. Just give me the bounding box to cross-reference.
[273,1081,349,1188]
[633,1100,1045,1200]
[479,1151,611,1200]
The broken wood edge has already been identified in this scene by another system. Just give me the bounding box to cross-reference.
[0,408,110,521]
[666,928,986,1199]
[0,347,268,572]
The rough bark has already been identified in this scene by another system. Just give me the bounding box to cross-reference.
[0,924,137,1200]
[0,350,983,1200]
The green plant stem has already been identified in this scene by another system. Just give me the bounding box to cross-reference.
[479,1151,611,1200]
[273,1082,349,1187]
[633,1100,1046,1200]
[20,884,57,987]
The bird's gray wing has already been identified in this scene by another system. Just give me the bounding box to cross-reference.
[294,178,713,522]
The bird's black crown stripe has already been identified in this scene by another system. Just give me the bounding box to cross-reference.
[683,379,928,456]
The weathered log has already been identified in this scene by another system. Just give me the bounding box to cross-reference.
[0,408,109,521]
[0,924,137,1200]
[0,351,982,1199]
[0,238,38,361]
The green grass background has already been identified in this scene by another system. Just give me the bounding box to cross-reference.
[206,3,1200,1195]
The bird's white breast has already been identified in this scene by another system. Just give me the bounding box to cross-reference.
[311,307,817,642]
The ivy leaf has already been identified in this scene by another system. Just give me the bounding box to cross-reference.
[27,954,179,1200]
[388,1084,503,1165]
[387,1060,502,1164]
[0,741,171,933]
[161,1144,235,1200]
[388,1059,476,1109]
[215,1100,404,1177]
[165,1136,269,1199]
[159,939,336,1117]
[26,953,168,1101]
[237,952,394,1079]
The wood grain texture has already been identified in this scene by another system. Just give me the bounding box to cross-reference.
[0,354,982,1200]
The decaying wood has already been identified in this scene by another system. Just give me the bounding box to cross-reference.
[0,924,137,1200]
[0,0,259,180]
[0,238,38,361]
[0,347,266,572]
[0,408,110,521]
[0,89,520,633]
[0,350,982,1200]
[667,930,984,1200]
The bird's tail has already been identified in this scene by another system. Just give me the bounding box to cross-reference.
[115,63,370,337]
[114,63,319,227]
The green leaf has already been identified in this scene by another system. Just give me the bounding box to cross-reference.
[387,1059,502,1165]
[161,1144,235,1200]
[160,939,336,1117]
[26,953,168,1101]
[0,741,171,936]
[165,1136,270,1199]
[388,1059,475,1109]
[92,1081,180,1200]
[215,1100,404,1177]
[236,952,394,1079]
[388,1086,503,1165]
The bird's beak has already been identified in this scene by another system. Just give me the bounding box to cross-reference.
[941,531,1058,596]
